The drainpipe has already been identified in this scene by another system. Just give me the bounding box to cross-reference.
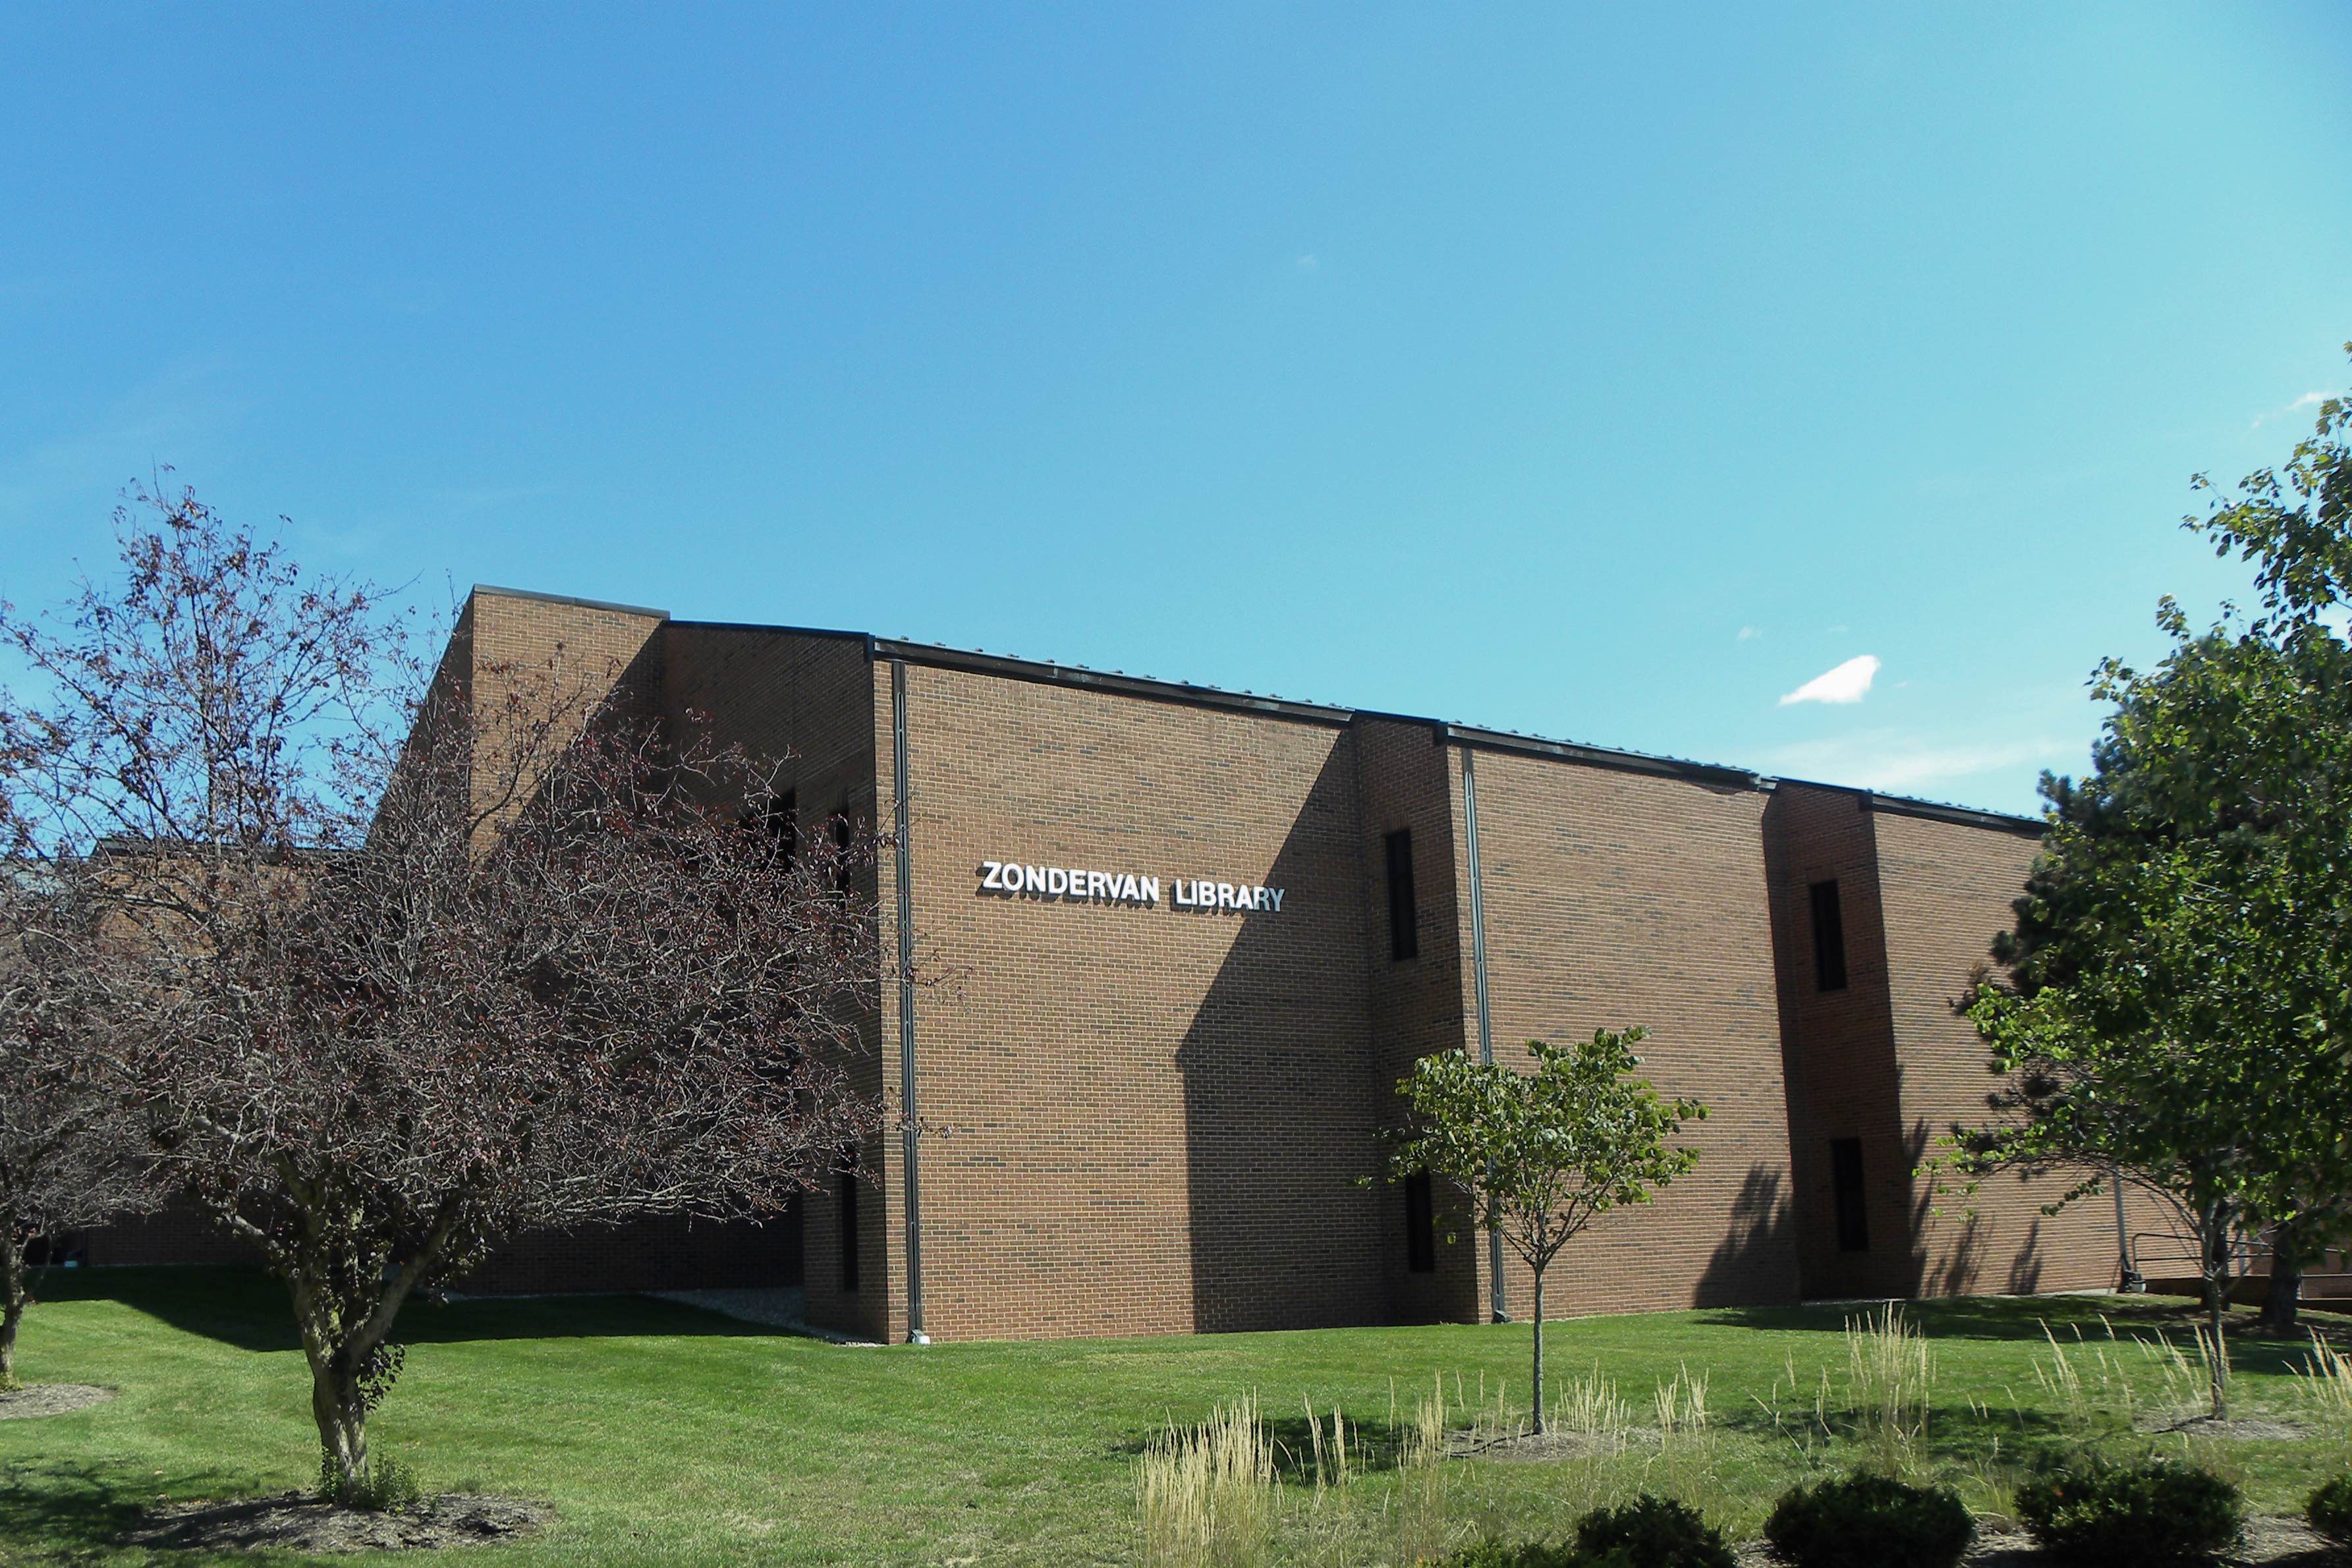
[2114,1170,2143,1292]
[890,658,928,1344]
[1460,745,1508,1323]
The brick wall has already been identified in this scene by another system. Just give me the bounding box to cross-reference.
[1871,806,2160,1295]
[457,1207,802,1295]
[94,591,2158,1331]
[1352,718,1482,1324]
[878,661,1386,1339]
[1766,783,2164,1302]
[1763,784,1909,1299]
[85,1203,255,1268]
[1451,746,1803,1319]
[663,623,885,1335]
[462,588,669,825]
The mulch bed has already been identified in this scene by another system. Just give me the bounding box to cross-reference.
[1445,1427,1653,1462]
[2139,1413,2316,1442]
[121,1492,550,1554]
[0,1382,114,1419]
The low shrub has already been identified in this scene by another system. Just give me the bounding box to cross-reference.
[1763,1472,1973,1568]
[321,1452,427,1515]
[2309,1472,2352,1546]
[2014,1455,2243,1567]
[1574,1495,1734,1568]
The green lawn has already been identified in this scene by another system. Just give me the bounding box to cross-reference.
[1,1268,2347,1565]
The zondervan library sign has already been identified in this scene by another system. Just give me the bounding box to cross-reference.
[978,860,1285,912]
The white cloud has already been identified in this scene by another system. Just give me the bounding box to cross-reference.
[1737,625,1762,642]
[1762,731,2073,795]
[1293,254,1320,272]
[2253,390,2332,429]
[1779,654,1880,706]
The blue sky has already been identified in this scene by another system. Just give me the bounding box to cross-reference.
[3,5,2347,814]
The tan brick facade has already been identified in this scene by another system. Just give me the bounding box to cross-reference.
[1763,783,2162,1304]
[95,587,2146,1337]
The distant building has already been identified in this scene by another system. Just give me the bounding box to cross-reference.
[96,586,2149,1340]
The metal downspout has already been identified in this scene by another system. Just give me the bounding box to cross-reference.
[890,658,928,1344]
[2114,1172,2143,1291]
[1460,745,1507,1323]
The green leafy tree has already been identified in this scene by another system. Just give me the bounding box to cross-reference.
[2191,356,2352,1333]
[1376,1028,1705,1432]
[1956,357,2352,1411]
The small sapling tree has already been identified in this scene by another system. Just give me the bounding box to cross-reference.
[1376,1028,1706,1432]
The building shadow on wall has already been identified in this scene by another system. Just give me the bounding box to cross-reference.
[1898,1116,2046,1299]
[1692,1165,1801,1308]
[1173,742,1404,1334]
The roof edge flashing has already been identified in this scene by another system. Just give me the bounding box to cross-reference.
[463,592,2040,827]
[1438,724,1764,790]
[1770,775,2042,834]
[872,640,1356,726]
[472,584,671,622]
[1863,791,2044,835]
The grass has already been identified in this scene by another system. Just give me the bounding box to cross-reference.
[1,1267,2349,1565]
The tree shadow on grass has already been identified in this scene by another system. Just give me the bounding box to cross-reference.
[1725,1399,2103,1480]
[0,1459,239,1562]
[1695,1295,2349,1392]
[35,1266,802,1354]
[1702,1292,2347,1348]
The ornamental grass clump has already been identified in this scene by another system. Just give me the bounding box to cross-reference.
[1137,1394,1276,1568]
[2294,1331,2352,1446]
[1842,1306,1934,1479]
[1762,1472,1973,1568]
[2014,1455,2245,1567]
[1393,1376,1453,1568]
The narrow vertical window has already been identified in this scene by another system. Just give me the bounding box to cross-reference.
[766,788,799,869]
[1808,878,1848,992]
[1384,828,1419,962]
[830,805,855,894]
[1404,1169,1436,1274]
[837,1152,861,1293]
[1831,1138,1869,1252]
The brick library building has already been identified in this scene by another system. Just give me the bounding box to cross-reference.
[100,586,2148,1343]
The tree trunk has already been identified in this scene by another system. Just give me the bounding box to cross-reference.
[1530,1267,1546,1436]
[2200,1217,2232,1422]
[288,1261,377,1501]
[0,1236,23,1387]
[2257,1224,2305,1337]
[285,1227,445,1502]
[310,1353,370,1498]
